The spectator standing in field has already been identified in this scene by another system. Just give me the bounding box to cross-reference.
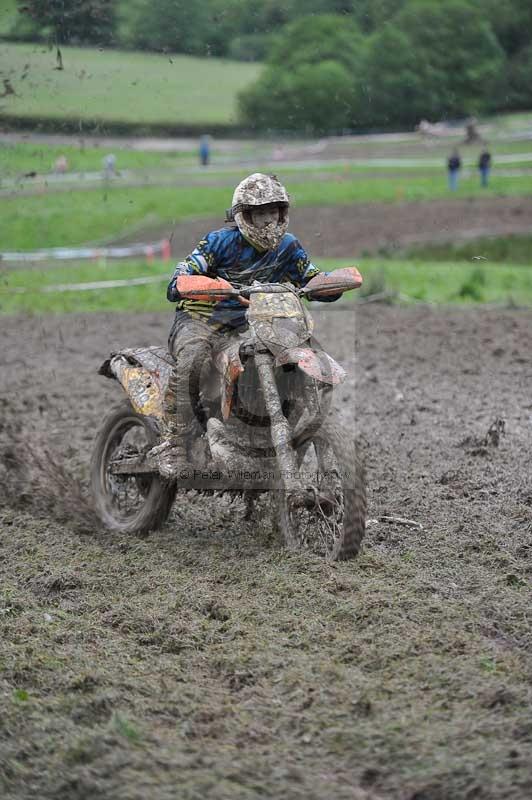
[54,155,68,173]
[464,116,481,144]
[103,153,117,178]
[478,149,492,188]
[447,149,461,191]
[199,135,211,166]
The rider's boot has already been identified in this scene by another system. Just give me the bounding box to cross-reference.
[147,419,189,479]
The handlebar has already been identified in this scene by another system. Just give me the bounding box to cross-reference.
[174,267,362,304]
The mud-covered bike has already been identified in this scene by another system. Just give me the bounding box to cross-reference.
[91,269,366,560]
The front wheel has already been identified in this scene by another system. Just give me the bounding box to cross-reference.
[90,400,176,534]
[275,419,366,560]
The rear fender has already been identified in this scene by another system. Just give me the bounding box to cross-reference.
[98,347,174,420]
[275,347,346,385]
[103,359,164,419]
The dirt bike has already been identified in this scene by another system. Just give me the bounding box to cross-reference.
[91,268,366,560]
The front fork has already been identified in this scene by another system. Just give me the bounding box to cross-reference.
[254,351,304,504]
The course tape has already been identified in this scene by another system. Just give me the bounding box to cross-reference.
[0,238,172,264]
[3,275,169,294]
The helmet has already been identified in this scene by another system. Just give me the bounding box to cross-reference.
[230,173,289,251]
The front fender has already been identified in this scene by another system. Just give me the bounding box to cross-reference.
[275,347,346,385]
[213,340,244,421]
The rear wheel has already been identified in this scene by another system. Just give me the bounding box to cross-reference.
[276,419,366,560]
[90,400,176,534]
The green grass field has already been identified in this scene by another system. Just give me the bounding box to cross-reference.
[2,116,532,311]
[0,142,196,177]
[0,42,261,126]
[394,235,532,266]
[1,258,531,314]
[2,171,532,252]
[0,0,17,35]
[3,135,532,182]
[326,136,532,158]
[0,184,229,251]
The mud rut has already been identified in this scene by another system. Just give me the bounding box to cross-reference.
[1,305,531,799]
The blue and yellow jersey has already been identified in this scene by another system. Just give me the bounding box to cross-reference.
[167,226,336,329]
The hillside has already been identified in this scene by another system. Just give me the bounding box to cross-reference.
[0,43,262,132]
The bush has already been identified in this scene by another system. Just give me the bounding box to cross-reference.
[360,0,505,126]
[267,13,364,74]
[457,267,486,301]
[16,0,117,46]
[502,44,532,111]
[124,0,210,55]
[358,26,425,128]
[239,59,358,134]
[238,14,364,133]
[228,32,278,62]
[5,9,43,42]
[239,1,507,132]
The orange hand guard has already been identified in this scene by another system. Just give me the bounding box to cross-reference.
[175,275,235,302]
[305,267,363,296]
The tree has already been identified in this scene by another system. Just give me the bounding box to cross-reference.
[126,0,210,55]
[205,0,290,57]
[503,44,532,110]
[361,0,505,127]
[359,27,426,127]
[202,1,372,60]
[240,60,358,133]
[18,0,117,45]
[480,0,532,110]
[238,14,365,133]
[483,0,532,58]
[268,13,364,74]
[346,0,407,33]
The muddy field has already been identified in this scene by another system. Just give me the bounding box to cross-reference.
[117,196,532,259]
[1,304,532,799]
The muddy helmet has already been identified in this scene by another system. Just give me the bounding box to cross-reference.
[230,173,289,251]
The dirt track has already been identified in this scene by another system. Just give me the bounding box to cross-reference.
[1,305,532,799]
[115,197,532,259]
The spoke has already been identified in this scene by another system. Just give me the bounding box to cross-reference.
[104,421,153,520]
[284,440,345,558]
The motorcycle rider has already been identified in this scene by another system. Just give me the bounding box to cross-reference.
[150,173,341,478]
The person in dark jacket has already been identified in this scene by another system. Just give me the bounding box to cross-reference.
[199,135,210,166]
[447,149,461,191]
[478,149,492,187]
